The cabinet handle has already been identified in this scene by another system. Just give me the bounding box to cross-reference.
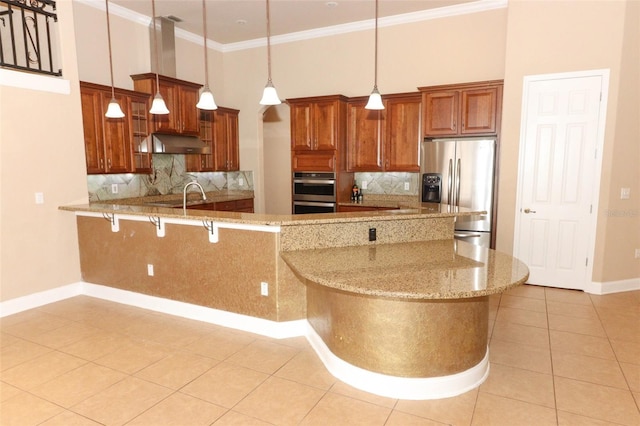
[107,158,112,169]
[100,158,104,169]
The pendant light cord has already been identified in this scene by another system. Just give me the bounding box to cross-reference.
[266,0,273,83]
[105,0,116,98]
[201,0,209,88]
[373,0,378,88]
[151,0,160,92]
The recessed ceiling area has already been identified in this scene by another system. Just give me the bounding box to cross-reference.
[108,0,478,45]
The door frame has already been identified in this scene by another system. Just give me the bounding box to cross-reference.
[513,69,610,293]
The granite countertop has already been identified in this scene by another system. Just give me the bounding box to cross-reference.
[281,239,529,300]
[60,200,484,227]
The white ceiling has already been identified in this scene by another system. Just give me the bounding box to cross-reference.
[106,0,478,45]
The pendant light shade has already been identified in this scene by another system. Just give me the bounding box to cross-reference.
[260,80,281,105]
[104,0,125,118]
[150,92,170,114]
[365,0,384,110]
[197,0,217,110]
[106,97,125,118]
[149,0,169,115]
[259,0,281,106]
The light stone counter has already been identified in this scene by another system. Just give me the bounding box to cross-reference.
[281,239,529,300]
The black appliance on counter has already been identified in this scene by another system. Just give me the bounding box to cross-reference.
[292,172,337,214]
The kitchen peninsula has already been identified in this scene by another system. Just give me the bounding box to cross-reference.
[60,201,528,399]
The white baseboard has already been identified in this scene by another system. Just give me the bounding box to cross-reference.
[305,323,490,400]
[0,282,83,317]
[0,282,306,339]
[585,278,640,295]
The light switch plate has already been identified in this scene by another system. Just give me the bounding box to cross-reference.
[404,182,410,191]
[111,184,119,194]
[35,192,44,204]
[361,181,368,190]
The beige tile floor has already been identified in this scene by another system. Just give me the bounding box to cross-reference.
[1,285,639,425]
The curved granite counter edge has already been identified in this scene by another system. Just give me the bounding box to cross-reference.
[280,240,530,300]
[59,202,484,226]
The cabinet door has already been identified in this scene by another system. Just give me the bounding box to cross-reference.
[129,94,152,173]
[385,96,421,171]
[461,87,499,135]
[178,85,200,135]
[102,92,133,173]
[213,109,239,171]
[313,100,339,150]
[290,102,312,150]
[346,100,383,171]
[292,152,335,171]
[187,110,215,172]
[423,91,459,137]
[153,80,179,133]
[80,89,106,174]
[225,111,239,170]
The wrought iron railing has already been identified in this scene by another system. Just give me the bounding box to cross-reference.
[0,0,61,76]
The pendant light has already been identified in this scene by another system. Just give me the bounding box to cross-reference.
[149,0,169,114]
[196,0,217,110]
[259,0,281,105]
[365,0,384,110]
[104,0,124,118]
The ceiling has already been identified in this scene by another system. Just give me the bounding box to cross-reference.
[108,0,477,45]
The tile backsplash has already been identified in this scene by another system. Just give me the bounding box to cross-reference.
[354,172,419,196]
[87,154,253,202]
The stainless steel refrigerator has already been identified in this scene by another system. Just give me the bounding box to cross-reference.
[420,138,496,248]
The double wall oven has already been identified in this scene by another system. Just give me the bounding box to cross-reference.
[292,172,336,214]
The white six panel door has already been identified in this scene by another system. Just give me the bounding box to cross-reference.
[516,75,603,290]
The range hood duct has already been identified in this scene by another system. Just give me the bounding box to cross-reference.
[152,134,211,154]
[150,16,176,78]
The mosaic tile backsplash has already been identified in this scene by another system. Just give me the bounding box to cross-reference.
[353,172,419,196]
[87,154,253,202]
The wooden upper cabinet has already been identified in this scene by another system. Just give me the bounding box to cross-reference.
[346,93,420,172]
[384,94,421,171]
[80,82,134,174]
[186,107,240,173]
[288,95,347,152]
[346,98,383,171]
[420,80,503,137]
[131,73,202,136]
[213,107,240,171]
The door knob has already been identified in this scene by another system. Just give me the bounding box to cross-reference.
[523,208,536,214]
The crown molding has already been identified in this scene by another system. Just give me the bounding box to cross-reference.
[77,0,507,53]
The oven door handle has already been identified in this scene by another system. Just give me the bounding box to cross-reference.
[293,179,336,185]
[293,201,336,207]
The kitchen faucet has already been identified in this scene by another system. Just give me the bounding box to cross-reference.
[183,181,207,214]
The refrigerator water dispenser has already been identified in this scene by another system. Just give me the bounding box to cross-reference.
[422,173,442,203]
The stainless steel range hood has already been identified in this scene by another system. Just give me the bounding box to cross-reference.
[152,134,211,154]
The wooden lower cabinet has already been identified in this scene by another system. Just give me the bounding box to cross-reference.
[184,198,254,213]
[338,205,399,212]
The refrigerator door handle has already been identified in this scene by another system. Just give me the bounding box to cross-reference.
[456,158,461,207]
[448,159,453,204]
[454,232,482,238]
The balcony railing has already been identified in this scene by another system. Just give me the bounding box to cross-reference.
[0,0,61,76]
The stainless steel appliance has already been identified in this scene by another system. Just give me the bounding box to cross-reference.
[292,172,337,214]
[420,138,496,248]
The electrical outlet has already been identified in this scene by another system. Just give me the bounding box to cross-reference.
[260,281,269,296]
[147,264,154,276]
[111,183,119,194]
[34,192,44,204]
[635,249,640,259]
[239,177,244,186]
[404,182,410,191]
[361,181,368,190]
[620,188,630,199]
